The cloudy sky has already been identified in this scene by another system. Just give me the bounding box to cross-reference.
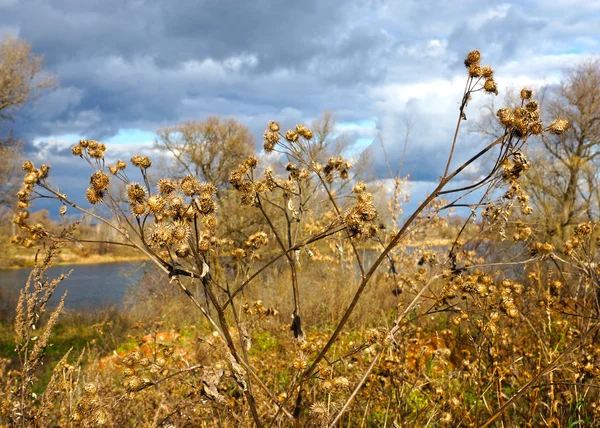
[1,0,599,215]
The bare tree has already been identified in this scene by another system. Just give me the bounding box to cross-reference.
[0,35,56,121]
[0,135,21,208]
[473,59,600,241]
[154,116,255,188]
[538,59,600,240]
[0,35,55,210]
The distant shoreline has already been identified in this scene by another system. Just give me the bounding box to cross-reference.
[3,254,150,270]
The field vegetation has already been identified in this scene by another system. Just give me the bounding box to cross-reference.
[2,39,600,427]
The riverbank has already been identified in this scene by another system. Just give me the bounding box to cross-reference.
[4,252,150,269]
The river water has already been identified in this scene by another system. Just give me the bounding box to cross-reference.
[0,261,147,313]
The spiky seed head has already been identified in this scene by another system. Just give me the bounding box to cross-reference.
[175,244,191,258]
[310,402,328,417]
[263,140,275,152]
[72,145,83,156]
[548,117,570,135]
[512,119,528,137]
[126,183,147,203]
[198,182,217,196]
[525,100,539,112]
[90,171,110,191]
[198,238,210,252]
[168,194,185,210]
[86,187,103,204]
[245,156,258,168]
[130,154,144,167]
[353,181,367,194]
[146,195,165,214]
[483,79,498,95]
[116,159,127,170]
[295,124,308,135]
[285,130,299,142]
[130,202,147,217]
[480,65,493,78]
[231,248,246,259]
[520,88,533,100]
[195,196,215,215]
[139,156,152,168]
[529,121,543,135]
[149,223,171,247]
[157,178,178,195]
[109,165,119,175]
[124,376,143,392]
[468,64,482,77]
[87,149,105,159]
[181,175,200,196]
[268,121,280,132]
[496,108,514,126]
[202,215,217,230]
[23,172,39,185]
[575,222,592,237]
[171,221,190,242]
[35,168,45,179]
[22,160,34,171]
[244,231,269,249]
[464,50,481,67]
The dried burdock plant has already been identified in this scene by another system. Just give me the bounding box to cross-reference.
[13,50,600,427]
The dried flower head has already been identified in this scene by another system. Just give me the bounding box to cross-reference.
[497,108,514,127]
[130,202,147,217]
[575,223,592,237]
[171,220,191,242]
[175,243,191,258]
[548,117,570,135]
[203,215,217,229]
[480,65,494,78]
[90,170,110,191]
[285,130,299,142]
[469,64,482,78]
[520,88,533,100]
[156,178,176,195]
[195,195,216,215]
[268,121,280,132]
[464,50,481,67]
[127,183,147,203]
[353,181,367,194]
[22,160,34,172]
[483,79,498,95]
[147,195,166,214]
[245,231,269,250]
[181,175,201,196]
[86,187,103,205]
[529,121,543,135]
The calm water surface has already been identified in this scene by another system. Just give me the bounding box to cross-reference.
[0,261,147,311]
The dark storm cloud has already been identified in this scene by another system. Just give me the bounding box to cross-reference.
[0,0,598,217]
[0,0,397,143]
